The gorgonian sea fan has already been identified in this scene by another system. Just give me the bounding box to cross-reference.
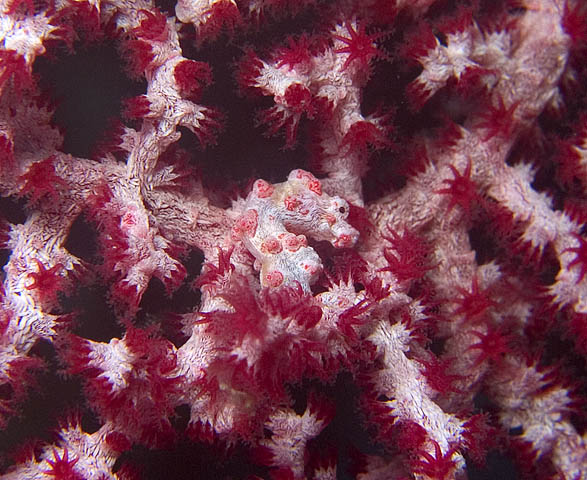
[0,0,586,479]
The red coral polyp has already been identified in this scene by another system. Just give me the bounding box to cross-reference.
[467,327,511,365]
[379,227,432,282]
[0,134,14,171]
[453,276,496,322]
[419,355,464,394]
[476,96,519,141]
[194,247,235,291]
[124,40,154,77]
[199,0,242,41]
[562,0,587,46]
[42,448,83,480]
[283,83,315,116]
[435,161,480,216]
[564,233,587,283]
[342,120,390,153]
[333,22,387,71]
[174,60,213,99]
[257,84,317,149]
[235,49,264,93]
[19,156,67,205]
[122,95,151,119]
[412,441,458,480]
[0,50,30,92]
[275,35,314,70]
[25,259,65,304]
[133,9,167,41]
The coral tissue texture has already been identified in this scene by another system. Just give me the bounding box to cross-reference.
[0,0,587,479]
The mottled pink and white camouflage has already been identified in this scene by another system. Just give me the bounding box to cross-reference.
[233,170,358,291]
